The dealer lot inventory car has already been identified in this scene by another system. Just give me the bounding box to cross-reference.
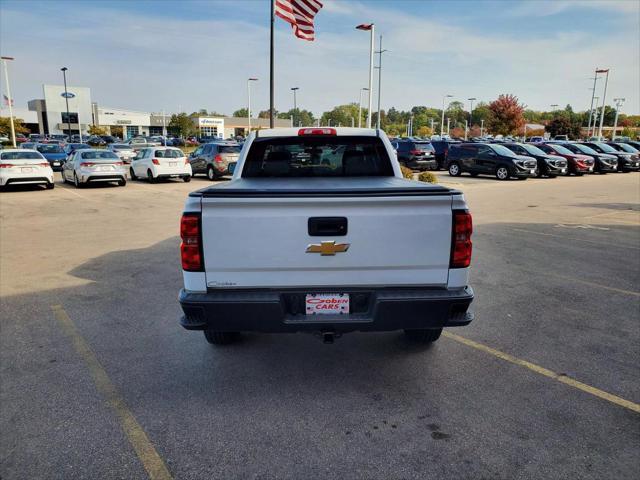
[503,143,567,177]
[35,143,67,171]
[108,143,136,164]
[64,143,91,159]
[189,141,241,180]
[393,139,437,170]
[606,141,640,155]
[536,143,594,175]
[581,142,639,172]
[62,149,127,188]
[0,149,54,189]
[130,147,191,183]
[447,142,537,180]
[561,143,617,173]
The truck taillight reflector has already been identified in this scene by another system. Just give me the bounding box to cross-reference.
[450,210,472,268]
[298,128,336,136]
[180,213,203,271]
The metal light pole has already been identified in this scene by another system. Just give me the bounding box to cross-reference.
[446,117,451,136]
[464,119,468,141]
[597,69,609,139]
[1,56,16,147]
[356,23,375,128]
[480,119,484,137]
[612,98,625,140]
[358,87,368,128]
[467,97,476,127]
[247,77,258,136]
[441,94,452,136]
[291,87,299,126]
[162,109,166,145]
[61,67,72,140]
[590,96,599,137]
[586,73,599,137]
[374,35,387,130]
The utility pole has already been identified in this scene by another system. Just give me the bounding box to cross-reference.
[590,97,599,137]
[612,98,625,140]
[586,73,599,136]
[374,35,387,130]
[597,69,609,139]
[1,56,16,147]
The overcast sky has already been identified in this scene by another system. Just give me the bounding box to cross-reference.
[1,0,638,116]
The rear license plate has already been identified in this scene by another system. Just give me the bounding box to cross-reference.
[530,169,536,174]
[53,162,60,166]
[170,162,177,167]
[21,167,33,173]
[305,294,349,315]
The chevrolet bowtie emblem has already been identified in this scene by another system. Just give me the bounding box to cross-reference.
[306,241,350,256]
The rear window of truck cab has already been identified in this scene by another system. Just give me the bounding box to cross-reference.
[242,136,394,177]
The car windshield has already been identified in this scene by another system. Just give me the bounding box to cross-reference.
[218,145,240,154]
[1,151,43,160]
[243,136,394,177]
[549,144,573,155]
[592,142,618,153]
[37,144,64,153]
[111,144,132,151]
[81,151,119,160]
[572,144,598,155]
[155,149,184,158]
[521,144,547,156]
[614,143,638,153]
[490,144,517,157]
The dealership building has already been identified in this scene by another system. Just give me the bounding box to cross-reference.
[2,84,291,139]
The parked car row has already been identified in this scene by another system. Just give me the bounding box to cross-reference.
[444,140,640,180]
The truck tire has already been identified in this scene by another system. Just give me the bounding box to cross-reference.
[448,162,461,177]
[204,330,240,345]
[404,328,443,343]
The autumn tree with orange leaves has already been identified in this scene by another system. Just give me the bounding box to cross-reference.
[487,94,526,136]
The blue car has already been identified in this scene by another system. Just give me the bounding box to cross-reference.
[36,143,67,171]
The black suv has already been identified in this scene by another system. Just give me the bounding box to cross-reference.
[503,143,568,177]
[581,142,639,172]
[189,142,241,180]
[430,140,460,170]
[392,139,437,170]
[446,143,538,180]
[561,143,617,174]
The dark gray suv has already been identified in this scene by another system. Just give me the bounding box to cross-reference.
[189,142,241,180]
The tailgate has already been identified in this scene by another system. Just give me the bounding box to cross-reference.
[200,194,453,288]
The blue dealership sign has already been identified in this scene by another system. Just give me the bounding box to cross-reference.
[61,92,76,99]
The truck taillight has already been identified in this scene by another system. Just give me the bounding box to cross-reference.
[152,159,160,165]
[180,213,203,271]
[450,210,472,268]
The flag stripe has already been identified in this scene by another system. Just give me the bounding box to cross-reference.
[275,0,323,41]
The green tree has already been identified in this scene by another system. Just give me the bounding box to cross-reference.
[233,108,249,118]
[546,115,581,139]
[280,108,315,126]
[0,117,30,137]
[168,113,196,137]
[487,94,525,135]
[321,103,362,127]
[88,124,107,135]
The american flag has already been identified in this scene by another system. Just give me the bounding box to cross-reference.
[3,94,13,106]
[275,0,323,41]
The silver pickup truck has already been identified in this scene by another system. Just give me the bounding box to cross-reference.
[178,128,474,345]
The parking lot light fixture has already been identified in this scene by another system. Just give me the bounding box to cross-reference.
[612,98,625,140]
[441,94,453,136]
[596,69,610,139]
[1,56,16,147]
[291,87,299,125]
[356,23,375,128]
[247,78,258,136]
[467,97,476,126]
[61,67,71,140]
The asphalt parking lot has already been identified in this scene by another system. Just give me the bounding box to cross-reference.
[1,171,639,479]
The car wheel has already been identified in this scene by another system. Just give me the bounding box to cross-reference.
[204,330,240,345]
[404,328,442,343]
[147,169,156,183]
[46,181,54,189]
[448,162,461,177]
[118,178,126,187]
[73,172,83,188]
[183,175,191,183]
[129,168,137,180]
[495,166,510,180]
[206,165,216,181]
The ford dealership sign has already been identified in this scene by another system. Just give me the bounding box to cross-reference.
[60,92,76,99]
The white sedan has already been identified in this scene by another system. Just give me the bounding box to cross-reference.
[62,149,127,188]
[0,149,54,190]
[130,147,192,183]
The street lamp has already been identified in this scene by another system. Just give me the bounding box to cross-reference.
[358,87,369,128]
[247,77,258,136]
[1,56,16,147]
[356,23,375,128]
[596,68,610,139]
[590,96,600,137]
[291,87,299,126]
[612,97,625,140]
[60,67,72,140]
[441,94,453,136]
[467,97,476,125]
[374,35,388,130]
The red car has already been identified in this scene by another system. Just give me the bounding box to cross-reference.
[15,134,27,143]
[536,143,594,175]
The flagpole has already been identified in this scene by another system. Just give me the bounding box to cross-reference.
[270,0,275,129]
[367,24,374,128]
[1,56,16,148]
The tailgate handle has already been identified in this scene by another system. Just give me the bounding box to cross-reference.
[308,217,347,236]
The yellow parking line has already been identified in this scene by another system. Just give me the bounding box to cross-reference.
[51,305,173,480]
[548,273,640,297]
[443,331,640,414]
